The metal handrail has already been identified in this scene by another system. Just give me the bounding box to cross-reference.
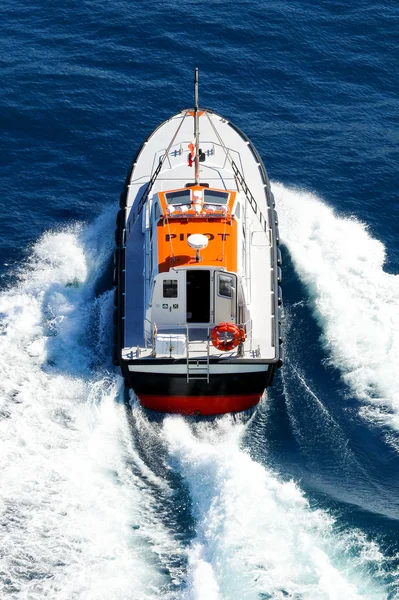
[133,111,190,220]
[203,110,269,233]
[136,161,163,217]
[231,161,268,232]
[143,318,253,350]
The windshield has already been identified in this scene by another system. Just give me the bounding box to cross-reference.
[204,190,229,204]
[165,190,191,205]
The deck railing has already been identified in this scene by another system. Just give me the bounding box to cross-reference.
[230,160,268,233]
[143,318,253,356]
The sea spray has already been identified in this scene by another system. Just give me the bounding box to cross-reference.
[162,416,389,600]
[274,183,399,433]
[0,214,179,599]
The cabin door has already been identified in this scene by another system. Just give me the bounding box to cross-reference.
[155,271,186,326]
[186,270,210,323]
[214,272,237,324]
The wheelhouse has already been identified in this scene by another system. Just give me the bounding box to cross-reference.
[143,183,249,341]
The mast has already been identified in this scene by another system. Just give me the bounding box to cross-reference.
[194,67,200,185]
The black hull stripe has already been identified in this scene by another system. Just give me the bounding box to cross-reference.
[122,370,275,397]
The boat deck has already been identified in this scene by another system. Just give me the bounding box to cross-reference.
[121,109,279,363]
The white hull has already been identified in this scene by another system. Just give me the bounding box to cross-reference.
[113,104,283,415]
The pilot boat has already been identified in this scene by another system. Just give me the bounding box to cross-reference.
[113,70,283,415]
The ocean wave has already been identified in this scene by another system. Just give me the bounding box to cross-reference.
[274,182,399,435]
[0,213,180,599]
[162,416,390,600]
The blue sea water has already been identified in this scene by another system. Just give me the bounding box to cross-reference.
[1,1,398,598]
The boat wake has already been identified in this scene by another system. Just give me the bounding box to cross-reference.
[274,183,399,443]
[160,413,390,599]
[0,212,182,599]
[0,203,397,599]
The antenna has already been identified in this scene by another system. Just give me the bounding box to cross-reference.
[187,233,208,262]
[194,68,200,185]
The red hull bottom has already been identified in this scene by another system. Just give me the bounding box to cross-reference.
[137,393,261,416]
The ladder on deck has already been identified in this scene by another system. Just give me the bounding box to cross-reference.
[186,336,210,383]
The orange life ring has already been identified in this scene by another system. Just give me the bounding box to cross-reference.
[211,322,245,352]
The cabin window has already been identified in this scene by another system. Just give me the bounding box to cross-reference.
[235,202,241,218]
[218,274,234,298]
[203,190,229,204]
[165,190,191,205]
[154,202,160,220]
[163,279,178,298]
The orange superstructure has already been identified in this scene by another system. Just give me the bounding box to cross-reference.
[157,218,238,272]
[156,186,238,272]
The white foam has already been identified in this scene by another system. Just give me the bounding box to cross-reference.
[0,213,179,599]
[3,196,397,599]
[163,417,390,600]
[273,183,399,431]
